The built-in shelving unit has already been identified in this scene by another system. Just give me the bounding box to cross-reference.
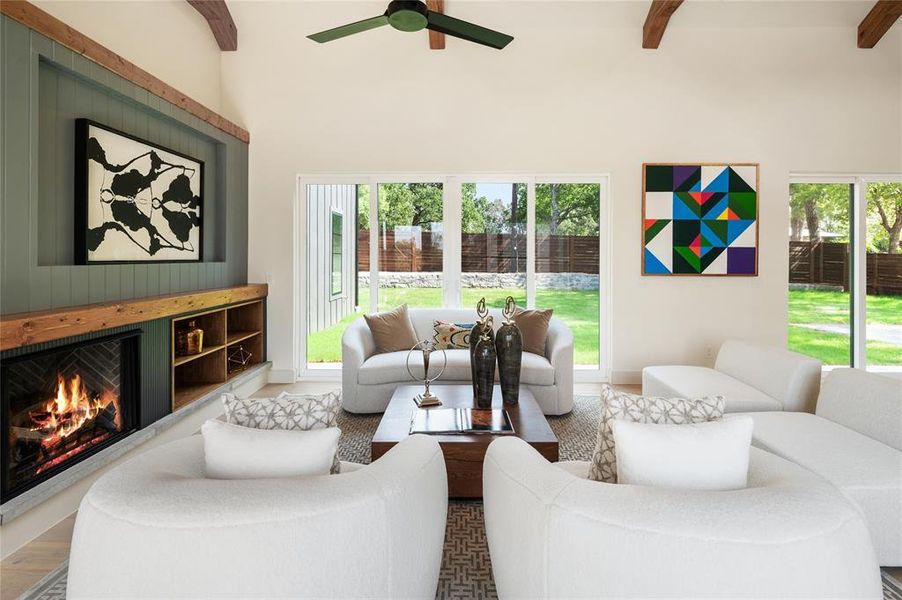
[171,300,265,411]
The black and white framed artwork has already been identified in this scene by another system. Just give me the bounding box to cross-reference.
[75,119,203,263]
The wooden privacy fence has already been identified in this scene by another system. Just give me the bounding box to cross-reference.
[357,231,599,274]
[789,241,902,295]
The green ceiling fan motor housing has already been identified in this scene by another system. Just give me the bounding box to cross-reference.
[387,0,429,32]
[307,0,514,50]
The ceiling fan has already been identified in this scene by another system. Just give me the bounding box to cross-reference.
[307,0,514,50]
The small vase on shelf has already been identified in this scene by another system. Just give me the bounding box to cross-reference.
[185,320,204,355]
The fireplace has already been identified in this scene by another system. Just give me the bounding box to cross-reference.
[1,330,140,503]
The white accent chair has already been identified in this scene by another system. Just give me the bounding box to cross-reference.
[483,436,881,599]
[342,308,574,415]
[67,434,447,599]
[746,368,902,566]
[642,340,822,413]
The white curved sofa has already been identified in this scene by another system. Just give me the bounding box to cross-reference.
[68,434,448,599]
[642,340,823,413]
[342,308,574,415]
[483,437,881,599]
[747,368,902,566]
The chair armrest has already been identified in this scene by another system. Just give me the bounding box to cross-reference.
[545,318,574,414]
[341,319,375,411]
[545,317,574,367]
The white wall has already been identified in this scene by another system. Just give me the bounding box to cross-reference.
[222,0,901,381]
[33,0,227,116]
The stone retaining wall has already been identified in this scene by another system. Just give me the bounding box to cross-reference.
[357,272,599,290]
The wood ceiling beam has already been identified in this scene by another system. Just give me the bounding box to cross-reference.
[426,0,445,50]
[858,0,902,48]
[643,0,684,49]
[187,0,237,51]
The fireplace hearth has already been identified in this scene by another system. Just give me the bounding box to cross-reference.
[1,330,140,503]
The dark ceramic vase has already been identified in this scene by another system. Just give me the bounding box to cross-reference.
[469,321,494,401]
[495,320,522,405]
[473,333,496,409]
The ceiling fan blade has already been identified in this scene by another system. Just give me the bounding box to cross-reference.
[308,15,389,43]
[425,11,513,49]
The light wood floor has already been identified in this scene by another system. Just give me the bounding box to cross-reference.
[1,514,76,599]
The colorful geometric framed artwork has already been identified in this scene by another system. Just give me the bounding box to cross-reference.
[642,163,759,276]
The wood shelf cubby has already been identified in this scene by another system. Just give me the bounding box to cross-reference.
[171,299,265,411]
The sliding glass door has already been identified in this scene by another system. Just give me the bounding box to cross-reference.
[536,183,601,367]
[787,183,852,366]
[788,176,902,373]
[299,175,609,378]
[864,182,902,372]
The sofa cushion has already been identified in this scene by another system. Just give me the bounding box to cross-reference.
[587,386,725,483]
[612,417,753,491]
[201,419,340,479]
[749,411,902,566]
[816,368,902,452]
[643,365,782,413]
[363,304,418,353]
[357,349,555,386]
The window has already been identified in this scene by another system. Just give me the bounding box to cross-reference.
[299,176,609,378]
[460,182,527,309]
[788,183,852,366]
[865,182,902,372]
[376,183,444,311]
[331,210,343,297]
[304,184,365,367]
[788,176,902,373]
[536,183,601,367]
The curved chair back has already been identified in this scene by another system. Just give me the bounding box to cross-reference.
[483,437,880,598]
[68,434,447,598]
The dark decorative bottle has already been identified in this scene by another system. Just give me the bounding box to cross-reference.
[469,298,494,401]
[495,296,522,405]
[473,317,497,409]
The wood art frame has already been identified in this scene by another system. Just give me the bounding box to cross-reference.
[640,161,761,277]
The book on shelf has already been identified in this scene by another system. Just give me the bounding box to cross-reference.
[409,408,515,435]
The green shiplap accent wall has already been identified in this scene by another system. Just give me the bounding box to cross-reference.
[0,318,172,427]
[0,15,249,315]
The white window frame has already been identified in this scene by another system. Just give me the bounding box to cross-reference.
[295,174,612,382]
[788,172,902,371]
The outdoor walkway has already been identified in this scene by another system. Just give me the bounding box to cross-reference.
[797,323,902,346]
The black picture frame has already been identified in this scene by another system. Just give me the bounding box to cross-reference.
[75,119,204,264]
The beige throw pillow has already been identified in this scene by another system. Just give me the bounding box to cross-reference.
[364,304,419,353]
[587,385,725,483]
[513,308,553,355]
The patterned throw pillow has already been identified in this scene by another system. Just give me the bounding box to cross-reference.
[221,390,342,473]
[432,321,474,350]
[587,385,724,483]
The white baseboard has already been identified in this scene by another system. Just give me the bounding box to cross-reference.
[610,370,641,385]
[268,368,298,384]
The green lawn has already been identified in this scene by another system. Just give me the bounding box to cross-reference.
[788,289,902,366]
[307,287,599,365]
[307,287,901,368]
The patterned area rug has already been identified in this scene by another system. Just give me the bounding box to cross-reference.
[17,395,902,600]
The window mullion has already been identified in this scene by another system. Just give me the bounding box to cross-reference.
[851,179,868,368]
[443,177,462,308]
[368,179,379,314]
[526,179,536,309]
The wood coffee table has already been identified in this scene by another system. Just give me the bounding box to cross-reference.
[371,384,559,498]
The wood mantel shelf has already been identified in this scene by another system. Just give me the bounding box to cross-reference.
[0,284,267,351]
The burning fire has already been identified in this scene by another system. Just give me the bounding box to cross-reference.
[29,374,121,450]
